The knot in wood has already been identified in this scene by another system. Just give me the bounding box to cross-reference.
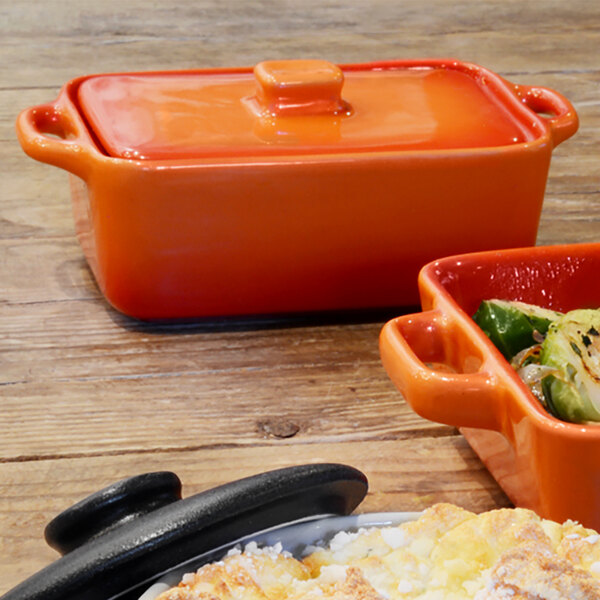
[257,419,300,439]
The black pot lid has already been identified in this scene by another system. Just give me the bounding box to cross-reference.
[1,463,368,600]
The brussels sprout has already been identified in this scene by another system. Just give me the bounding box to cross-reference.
[539,309,600,423]
[473,299,562,360]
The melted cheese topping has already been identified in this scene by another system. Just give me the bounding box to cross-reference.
[156,504,600,600]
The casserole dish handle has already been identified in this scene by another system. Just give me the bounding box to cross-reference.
[380,311,504,432]
[511,83,578,148]
[16,98,98,179]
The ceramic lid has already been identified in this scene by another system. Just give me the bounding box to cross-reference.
[77,59,538,160]
[1,464,368,600]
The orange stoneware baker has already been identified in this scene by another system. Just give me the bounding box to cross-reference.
[380,243,600,529]
[17,59,578,319]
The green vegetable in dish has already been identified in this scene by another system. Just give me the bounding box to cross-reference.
[473,300,600,424]
[472,299,562,360]
[539,309,600,423]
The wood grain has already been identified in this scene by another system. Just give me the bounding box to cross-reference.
[0,0,598,596]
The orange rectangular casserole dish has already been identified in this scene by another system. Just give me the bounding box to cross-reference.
[380,243,600,530]
[16,59,578,319]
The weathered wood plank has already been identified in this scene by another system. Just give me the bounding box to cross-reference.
[1,2,599,89]
[0,305,449,457]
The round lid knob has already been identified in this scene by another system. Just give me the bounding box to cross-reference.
[44,471,181,555]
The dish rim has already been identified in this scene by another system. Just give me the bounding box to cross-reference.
[135,511,422,600]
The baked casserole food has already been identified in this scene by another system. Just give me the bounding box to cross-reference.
[155,503,600,600]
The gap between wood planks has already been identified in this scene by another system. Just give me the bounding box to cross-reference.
[0,425,457,464]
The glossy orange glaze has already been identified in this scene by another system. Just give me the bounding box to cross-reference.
[77,61,536,160]
[253,59,348,117]
[380,243,600,529]
[15,59,578,319]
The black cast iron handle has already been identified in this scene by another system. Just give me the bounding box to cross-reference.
[1,463,368,600]
[45,471,183,555]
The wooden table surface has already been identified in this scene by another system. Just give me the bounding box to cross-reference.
[1,0,598,595]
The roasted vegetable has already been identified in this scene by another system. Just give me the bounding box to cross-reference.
[472,299,562,360]
[539,309,600,423]
[473,300,600,423]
